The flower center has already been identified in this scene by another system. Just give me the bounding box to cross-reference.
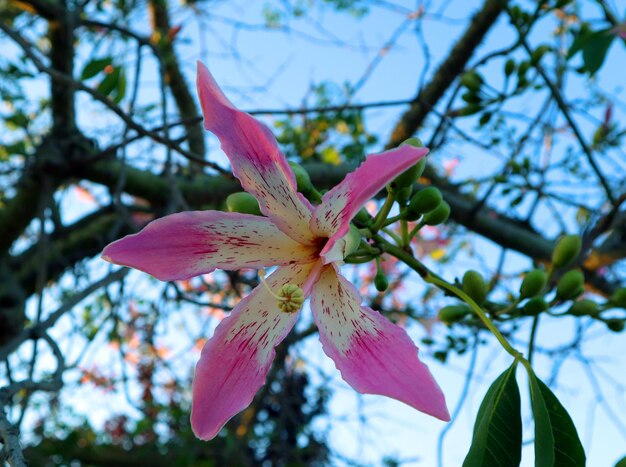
[258,270,305,314]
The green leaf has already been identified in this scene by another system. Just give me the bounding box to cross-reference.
[528,371,586,467]
[80,57,113,80]
[112,67,126,104]
[581,29,615,75]
[463,362,522,467]
[97,67,120,98]
[615,455,626,467]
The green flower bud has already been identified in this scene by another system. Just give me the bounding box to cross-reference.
[288,161,313,193]
[460,70,483,92]
[462,270,487,304]
[393,186,413,204]
[390,159,427,190]
[374,273,389,292]
[519,269,547,299]
[530,45,551,65]
[423,201,451,226]
[438,304,471,325]
[552,235,582,269]
[609,287,626,308]
[556,270,585,300]
[343,224,362,258]
[226,192,261,216]
[606,319,625,333]
[457,103,483,117]
[504,59,516,77]
[408,187,443,216]
[353,207,371,225]
[401,137,425,148]
[568,299,598,317]
[523,296,548,315]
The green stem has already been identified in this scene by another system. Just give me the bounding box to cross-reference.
[408,219,425,239]
[372,193,395,232]
[401,220,409,247]
[527,314,540,365]
[380,238,523,361]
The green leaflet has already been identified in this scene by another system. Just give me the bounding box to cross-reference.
[463,362,522,467]
[80,57,113,80]
[528,371,586,466]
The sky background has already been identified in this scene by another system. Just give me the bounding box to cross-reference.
[11,0,626,465]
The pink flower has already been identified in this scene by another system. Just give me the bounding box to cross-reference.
[102,62,449,440]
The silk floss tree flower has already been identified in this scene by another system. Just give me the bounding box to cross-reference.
[102,62,450,440]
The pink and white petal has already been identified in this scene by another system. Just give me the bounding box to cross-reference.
[191,262,315,440]
[102,211,317,281]
[311,145,428,262]
[197,62,315,245]
[310,266,450,421]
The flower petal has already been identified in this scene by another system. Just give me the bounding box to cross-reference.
[310,266,450,421]
[102,211,317,281]
[191,262,315,440]
[311,145,428,262]
[197,62,315,245]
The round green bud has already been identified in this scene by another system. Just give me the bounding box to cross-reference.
[457,103,483,117]
[504,59,516,77]
[226,192,261,216]
[288,161,313,193]
[401,137,425,148]
[423,201,451,226]
[552,234,582,269]
[523,296,548,315]
[343,224,362,258]
[460,70,483,92]
[393,186,413,204]
[389,159,427,191]
[606,319,625,333]
[519,269,547,299]
[556,270,585,301]
[408,187,443,216]
[438,304,471,325]
[609,287,626,308]
[353,207,371,225]
[374,273,389,292]
[462,270,487,304]
[568,299,598,317]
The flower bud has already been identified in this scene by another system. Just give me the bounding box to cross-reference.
[606,319,625,333]
[552,235,581,269]
[374,272,389,292]
[460,70,483,92]
[226,192,261,216]
[504,59,516,77]
[394,186,413,204]
[568,299,598,317]
[343,224,362,258]
[462,270,487,304]
[390,152,427,189]
[609,287,626,308]
[438,304,471,325]
[519,269,547,299]
[423,201,451,226]
[523,296,548,315]
[556,270,585,300]
[353,207,371,225]
[288,161,313,193]
[408,187,443,216]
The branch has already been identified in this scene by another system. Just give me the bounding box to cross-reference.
[0,408,26,467]
[386,0,508,149]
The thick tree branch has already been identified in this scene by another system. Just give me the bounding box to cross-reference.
[386,0,508,149]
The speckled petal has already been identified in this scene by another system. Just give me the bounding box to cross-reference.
[191,262,316,440]
[102,211,317,281]
[310,265,450,421]
[311,145,428,262]
[197,62,315,245]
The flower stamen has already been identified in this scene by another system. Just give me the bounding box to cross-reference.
[258,270,305,313]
